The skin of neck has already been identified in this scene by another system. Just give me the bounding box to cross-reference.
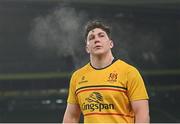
[90,51,114,69]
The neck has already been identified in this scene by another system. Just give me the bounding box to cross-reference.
[90,52,114,69]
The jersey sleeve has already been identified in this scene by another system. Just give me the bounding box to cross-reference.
[127,66,149,101]
[67,72,79,104]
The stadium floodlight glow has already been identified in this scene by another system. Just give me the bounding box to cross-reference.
[41,100,51,104]
[56,99,63,104]
[59,88,68,93]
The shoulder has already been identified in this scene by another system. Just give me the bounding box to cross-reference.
[71,63,90,78]
[115,59,138,72]
[114,59,142,78]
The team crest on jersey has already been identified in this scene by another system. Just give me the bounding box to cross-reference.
[107,72,118,82]
[82,92,115,112]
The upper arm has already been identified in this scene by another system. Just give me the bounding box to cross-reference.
[127,67,150,122]
[63,103,81,123]
[131,100,149,113]
[127,67,149,101]
[131,100,150,123]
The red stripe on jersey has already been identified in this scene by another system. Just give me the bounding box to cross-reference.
[84,112,134,118]
[76,88,127,96]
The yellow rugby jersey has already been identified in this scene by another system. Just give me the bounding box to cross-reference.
[67,59,149,123]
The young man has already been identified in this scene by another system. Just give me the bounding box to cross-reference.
[63,20,150,123]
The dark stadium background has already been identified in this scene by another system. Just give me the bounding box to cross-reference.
[0,0,180,122]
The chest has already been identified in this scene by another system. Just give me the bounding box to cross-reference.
[74,70,129,108]
[75,69,127,89]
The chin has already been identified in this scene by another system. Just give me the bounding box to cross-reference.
[92,51,105,56]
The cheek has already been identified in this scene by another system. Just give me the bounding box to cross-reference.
[105,43,112,50]
[104,42,111,48]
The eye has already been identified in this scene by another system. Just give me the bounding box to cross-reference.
[98,33,105,37]
[89,35,95,41]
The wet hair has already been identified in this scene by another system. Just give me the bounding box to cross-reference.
[84,19,111,41]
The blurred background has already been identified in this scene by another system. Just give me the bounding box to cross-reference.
[0,0,180,122]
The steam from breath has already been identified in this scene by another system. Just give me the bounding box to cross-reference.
[29,6,88,69]
[29,5,162,70]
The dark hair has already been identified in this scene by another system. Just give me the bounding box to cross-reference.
[84,19,111,41]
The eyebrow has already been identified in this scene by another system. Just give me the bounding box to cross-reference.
[98,32,105,35]
[88,34,94,38]
[87,30,106,40]
[89,31,105,37]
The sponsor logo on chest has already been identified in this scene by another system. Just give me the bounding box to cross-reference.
[82,92,115,112]
[78,76,88,84]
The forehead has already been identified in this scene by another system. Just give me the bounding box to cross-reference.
[87,28,107,37]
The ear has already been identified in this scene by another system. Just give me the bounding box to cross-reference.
[86,44,90,53]
[86,47,90,53]
[110,40,114,48]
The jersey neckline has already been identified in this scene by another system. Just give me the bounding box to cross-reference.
[90,57,118,70]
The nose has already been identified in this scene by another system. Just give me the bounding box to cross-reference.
[94,40,100,44]
[94,36,100,44]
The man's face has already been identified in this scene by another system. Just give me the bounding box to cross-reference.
[86,28,113,56]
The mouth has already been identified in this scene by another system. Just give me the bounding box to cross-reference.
[94,45,102,49]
